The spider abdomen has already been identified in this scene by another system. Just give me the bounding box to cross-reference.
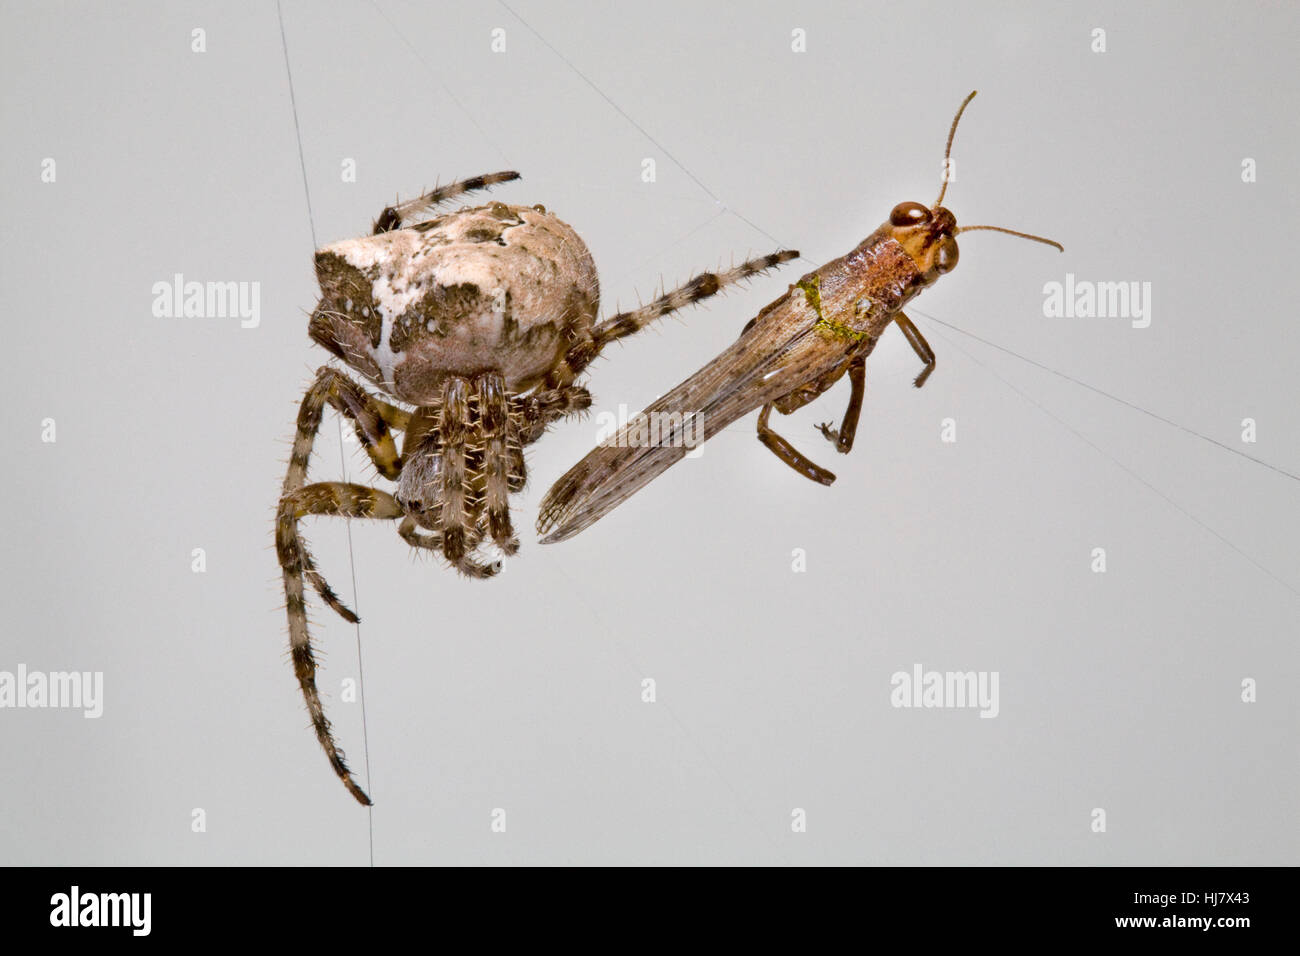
[309,202,600,404]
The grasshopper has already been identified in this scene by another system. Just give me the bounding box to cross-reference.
[537,91,1062,543]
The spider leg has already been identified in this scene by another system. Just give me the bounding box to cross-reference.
[277,481,403,807]
[397,515,493,578]
[506,418,527,493]
[514,385,592,445]
[438,377,500,578]
[398,515,441,550]
[757,403,837,485]
[282,367,408,616]
[551,251,799,385]
[286,367,404,493]
[477,372,520,555]
[370,398,412,432]
[372,171,521,234]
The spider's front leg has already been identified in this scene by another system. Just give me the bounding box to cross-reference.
[433,377,500,579]
[277,481,404,807]
[278,367,414,806]
[285,366,405,493]
[477,372,520,555]
[283,366,407,618]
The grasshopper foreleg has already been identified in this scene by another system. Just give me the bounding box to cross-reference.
[893,312,936,388]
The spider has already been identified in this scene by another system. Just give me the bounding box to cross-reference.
[275,170,797,804]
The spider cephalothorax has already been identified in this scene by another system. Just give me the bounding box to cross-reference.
[275,171,796,803]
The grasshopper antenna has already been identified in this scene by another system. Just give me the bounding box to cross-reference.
[934,90,978,208]
[936,90,1065,252]
[957,224,1064,251]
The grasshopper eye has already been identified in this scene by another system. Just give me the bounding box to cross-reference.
[890,202,930,227]
[936,237,959,274]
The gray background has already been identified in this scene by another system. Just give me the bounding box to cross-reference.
[2,0,1296,865]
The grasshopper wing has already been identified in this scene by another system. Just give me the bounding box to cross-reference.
[537,312,827,543]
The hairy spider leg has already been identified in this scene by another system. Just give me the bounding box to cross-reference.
[283,367,407,618]
[435,377,498,578]
[476,372,519,554]
[277,482,404,807]
[513,386,592,446]
[547,250,801,388]
[398,514,442,551]
[371,170,522,234]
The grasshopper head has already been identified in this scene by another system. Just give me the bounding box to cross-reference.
[887,201,960,284]
[888,92,1061,282]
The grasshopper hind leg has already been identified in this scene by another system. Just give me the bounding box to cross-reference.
[757,403,837,485]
